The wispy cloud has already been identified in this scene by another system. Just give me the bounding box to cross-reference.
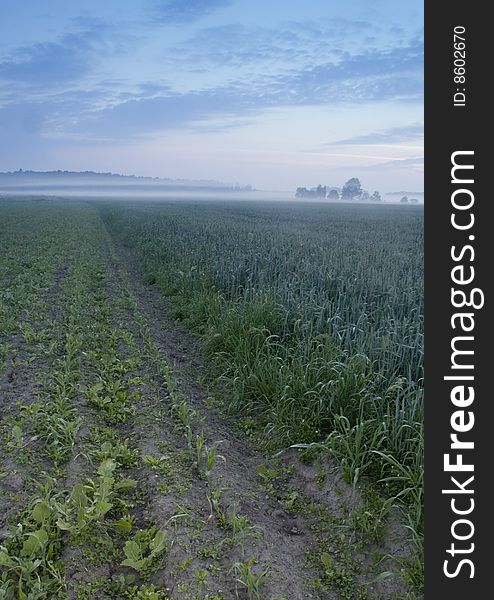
[69,42,422,141]
[0,21,114,88]
[271,40,423,104]
[3,39,421,145]
[151,0,231,23]
[68,89,255,141]
[380,156,424,167]
[166,20,381,70]
[0,37,92,85]
[0,6,423,143]
[330,123,423,145]
[164,18,421,83]
[353,156,424,172]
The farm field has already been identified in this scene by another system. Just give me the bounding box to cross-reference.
[0,197,423,600]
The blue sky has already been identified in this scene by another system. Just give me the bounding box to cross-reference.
[0,0,423,191]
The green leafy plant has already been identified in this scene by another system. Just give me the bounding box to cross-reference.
[0,479,66,598]
[126,584,168,599]
[85,379,135,423]
[57,459,117,536]
[121,527,168,577]
[98,439,140,468]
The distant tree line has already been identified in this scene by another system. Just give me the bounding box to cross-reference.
[295,178,381,202]
[295,184,329,199]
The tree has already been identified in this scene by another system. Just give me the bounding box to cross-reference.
[295,185,328,199]
[341,178,362,200]
[400,195,409,203]
[327,189,339,201]
[316,184,327,198]
[370,191,382,202]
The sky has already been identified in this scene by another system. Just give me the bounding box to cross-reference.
[0,0,423,192]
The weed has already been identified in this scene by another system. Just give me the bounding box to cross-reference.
[121,527,168,577]
[231,559,267,600]
[207,489,229,530]
[126,584,169,599]
[194,431,225,479]
[57,459,117,536]
[97,438,140,469]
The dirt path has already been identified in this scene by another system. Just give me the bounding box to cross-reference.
[97,235,325,600]
[110,244,330,600]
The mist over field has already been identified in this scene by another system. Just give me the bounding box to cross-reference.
[0,170,253,198]
[0,170,423,203]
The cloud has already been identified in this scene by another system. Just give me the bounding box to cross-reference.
[24,36,422,144]
[165,19,389,72]
[151,0,231,23]
[0,26,110,87]
[0,39,89,85]
[70,88,255,140]
[381,156,424,167]
[0,11,423,147]
[330,123,423,145]
[353,156,424,172]
[270,39,423,104]
[72,58,420,141]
